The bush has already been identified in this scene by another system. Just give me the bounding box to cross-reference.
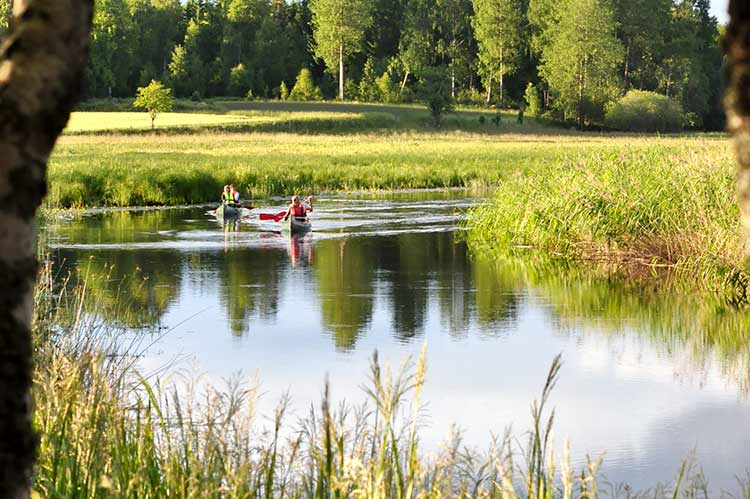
[190,90,201,102]
[375,72,398,103]
[455,88,484,106]
[605,90,685,133]
[289,68,323,101]
[416,66,453,128]
[279,81,290,100]
[524,83,542,117]
[229,63,252,97]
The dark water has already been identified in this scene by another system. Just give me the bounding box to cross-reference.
[45,191,750,493]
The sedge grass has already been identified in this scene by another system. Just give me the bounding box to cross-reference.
[466,140,745,303]
[31,263,748,498]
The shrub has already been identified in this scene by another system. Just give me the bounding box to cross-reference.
[524,83,542,117]
[358,58,379,102]
[416,66,453,128]
[190,90,201,102]
[375,72,398,103]
[289,68,323,101]
[279,81,290,100]
[456,87,484,106]
[228,63,252,97]
[605,90,685,133]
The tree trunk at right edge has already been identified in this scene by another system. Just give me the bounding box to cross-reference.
[0,1,93,496]
[338,43,344,101]
[724,0,750,257]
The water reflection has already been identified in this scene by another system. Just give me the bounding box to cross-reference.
[42,194,750,491]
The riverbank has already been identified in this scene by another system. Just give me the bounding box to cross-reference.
[465,139,746,303]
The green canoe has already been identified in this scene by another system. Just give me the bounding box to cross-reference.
[216,203,242,219]
[283,216,312,233]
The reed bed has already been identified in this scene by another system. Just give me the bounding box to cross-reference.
[31,262,743,498]
[466,141,746,303]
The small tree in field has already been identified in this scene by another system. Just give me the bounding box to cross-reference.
[134,80,174,129]
[417,66,453,127]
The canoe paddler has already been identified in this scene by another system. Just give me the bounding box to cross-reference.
[221,185,233,203]
[284,195,313,221]
[229,184,240,204]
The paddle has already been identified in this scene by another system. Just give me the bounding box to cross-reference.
[259,211,287,222]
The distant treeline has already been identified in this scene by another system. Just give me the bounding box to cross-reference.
[0,0,724,129]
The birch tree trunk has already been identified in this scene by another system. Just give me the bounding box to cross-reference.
[725,1,750,254]
[338,43,344,101]
[0,1,92,496]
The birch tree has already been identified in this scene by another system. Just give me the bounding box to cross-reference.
[0,1,93,496]
[539,0,623,127]
[310,0,373,101]
[471,0,523,106]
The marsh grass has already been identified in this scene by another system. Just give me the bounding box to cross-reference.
[32,265,745,498]
[466,142,746,303]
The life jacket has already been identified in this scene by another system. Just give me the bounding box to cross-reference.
[223,192,234,202]
[292,204,306,217]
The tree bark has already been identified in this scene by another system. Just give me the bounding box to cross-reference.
[725,1,750,254]
[0,1,92,496]
[400,70,409,94]
[338,43,344,101]
[485,74,492,105]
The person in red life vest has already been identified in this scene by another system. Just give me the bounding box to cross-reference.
[284,195,313,221]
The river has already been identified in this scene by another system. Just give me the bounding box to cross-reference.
[44,190,750,494]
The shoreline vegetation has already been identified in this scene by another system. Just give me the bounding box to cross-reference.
[33,264,746,498]
[464,140,747,305]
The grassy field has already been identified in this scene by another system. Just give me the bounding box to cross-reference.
[50,101,727,208]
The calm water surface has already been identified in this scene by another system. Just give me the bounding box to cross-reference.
[45,191,750,493]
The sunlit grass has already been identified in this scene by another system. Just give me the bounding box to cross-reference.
[49,129,724,208]
[466,140,745,302]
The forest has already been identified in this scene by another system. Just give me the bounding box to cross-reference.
[0,0,724,130]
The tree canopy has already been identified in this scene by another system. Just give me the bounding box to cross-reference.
[78,0,725,130]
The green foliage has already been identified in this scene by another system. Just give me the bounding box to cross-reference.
[539,0,623,128]
[358,58,379,102]
[472,0,523,106]
[467,142,742,300]
[604,90,685,132]
[416,66,454,127]
[228,63,252,97]
[375,72,399,103]
[399,0,439,79]
[310,0,373,100]
[289,68,323,101]
[133,80,174,129]
[524,82,542,117]
[279,81,290,100]
[0,0,10,37]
